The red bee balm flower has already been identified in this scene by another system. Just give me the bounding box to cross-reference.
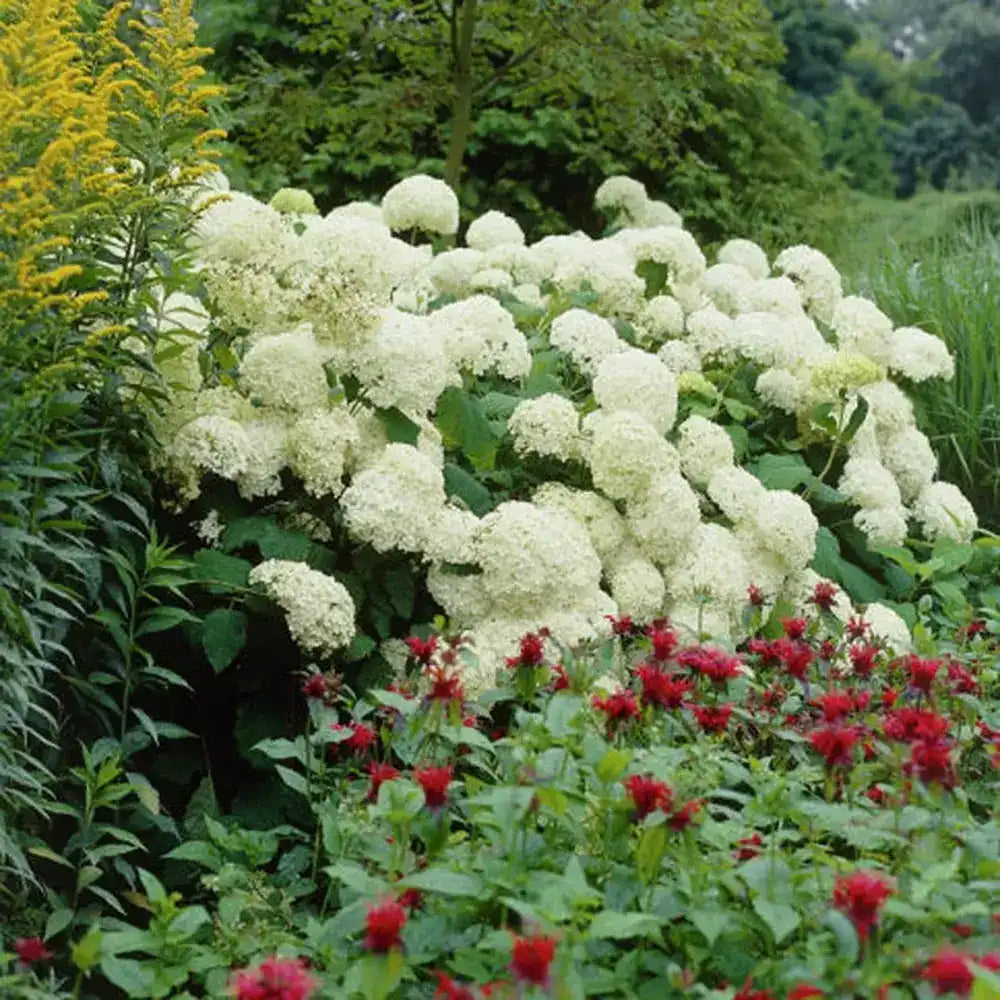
[780,617,808,640]
[747,583,766,606]
[592,689,640,723]
[364,900,408,952]
[434,972,476,1000]
[812,581,838,612]
[904,740,956,789]
[734,833,764,861]
[405,634,438,664]
[368,762,402,800]
[623,773,673,819]
[647,626,678,661]
[549,664,570,691]
[507,632,545,668]
[676,646,742,685]
[906,655,942,696]
[920,948,975,996]
[635,663,692,709]
[690,703,733,734]
[808,725,861,768]
[813,690,854,722]
[301,674,328,701]
[734,980,776,1000]
[425,664,464,704]
[832,870,894,941]
[668,799,703,831]
[229,957,317,1000]
[414,764,454,809]
[787,986,825,1000]
[849,643,879,677]
[14,938,52,965]
[509,933,557,987]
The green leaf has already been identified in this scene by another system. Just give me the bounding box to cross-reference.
[397,868,485,898]
[436,387,498,471]
[100,956,155,996]
[689,909,731,947]
[636,825,667,886]
[595,748,632,783]
[71,926,103,972]
[838,561,886,603]
[135,606,196,636]
[824,909,859,964]
[201,608,247,673]
[444,462,493,515]
[344,633,377,663]
[383,566,415,619]
[376,406,421,446]
[252,737,305,762]
[191,549,251,592]
[972,969,1000,1000]
[588,910,664,939]
[163,841,222,870]
[45,907,74,940]
[753,898,800,943]
[358,950,406,1000]
[275,764,309,796]
[840,395,869,446]
[752,453,813,490]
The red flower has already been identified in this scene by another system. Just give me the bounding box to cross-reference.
[818,640,837,661]
[668,799,703,831]
[406,634,439,665]
[648,626,678,662]
[883,708,950,744]
[414,764,454,809]
[480,981,511,999]
[813,690,854,722]
[690,703,733,734]
[734,833,764,861]
[946,661,978,695]
[623,773,673,819]
[301,674,329,701]
[229,957,317,1000]
[832,870,894,941]
[866,785,887,806]
[676,646,742,685]
[808,725,861,769]
[592,689,640,724]
[509,933,557,986]
[849,643,879,677]
[635,663,692,708]
[748,638,784,667]
[778,639,814,681]
[787,986,825,1000]
[345,722,378,754]
[747,583,766,606]
[364,899,407,952]
[368,762,402,799]
[550,664,570,691]
[398,888,423,911]
[508,632,545,668]
[906,655,942,696]
[812,581,838,612]
[606,614,635,637]
[734,979,776,1000]
[921,948,974,996]
[952,924,974,939]
[846,616,868,640]
[781,617,808,640]
[434,972,476,1000]
[14,938,52,966]
[904,740,956,789]
[425,664,465,704]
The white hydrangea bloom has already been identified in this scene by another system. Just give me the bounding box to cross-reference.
[745,490,818,573]
[886,327,954,383]
[380,174,459,235]
[508,394,581,461]
[625,473,702,566]
[630,199,683,229]
[416,417,445,469]
[470,267,514,293]
[288,407,359,497]
[858,380,915,435]
[193,191,290,264]
[717,239,770,280]
[239,330,331,412]
[429,248,486,296]
[237,417,291,500]
[269,187,318,216]
[913,481,977,543]
[657,340,702,374]
[465,210,525,250]
[701,263,755,316]
[880,426,937,502]
[832,296,894,363]
[592,348,678,434]
[863,603,912,656]
[773,245,843,324]
[733,312,829,369]
[607,553,665,622]
[326,201,385,225]
[429,295,530,380]
[613,226,706,285]
[707,465,768,522]
[670,280,708,314]
[667,523,751,609]
[594,175,648,218]
[195,510,225,546]
[156,291,211,336]
[352,309,459,415]
[344,407,388,475]
[532,482,628,564]
[667,601,734,644]
[156,337,203,394]
[551,238,645,316]
[638,295,685,344]
[549,308,627,375]
[748,277,806,317]
[474,501,603,616]
[512,282,545,310]
[426,563,491,625]
[853,506,909,548]
[249,559,355,656]
[755,367,809,413]
[171,415,249,484]
[584,409,680,502]
[521,233,592,285]
[424,506,480,564]
[686,306,737,360]
[677,415,735,486]
[837,456,902,510]
[341,444,447,553]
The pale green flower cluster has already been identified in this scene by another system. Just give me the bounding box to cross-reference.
[147,171,974,686]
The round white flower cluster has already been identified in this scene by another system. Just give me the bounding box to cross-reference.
[151,172,975,687]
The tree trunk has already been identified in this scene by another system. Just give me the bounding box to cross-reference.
[444,0,478,192]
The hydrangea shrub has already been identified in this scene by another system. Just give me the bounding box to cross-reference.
[142,171,979,689]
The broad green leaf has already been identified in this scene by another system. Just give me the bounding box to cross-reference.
[191,549,252,591]
[752,453,813,490]
[397,868,485,898]
[689,908,731,947]
[588,910,664,939]
[595,748,632,783]
[201,608,247,673]
[164,841,222,870]
[753,898,800,943]
[436,387,498,470]
[375,406,421,445]
[100,956,155,995]
[444,461,493,515]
